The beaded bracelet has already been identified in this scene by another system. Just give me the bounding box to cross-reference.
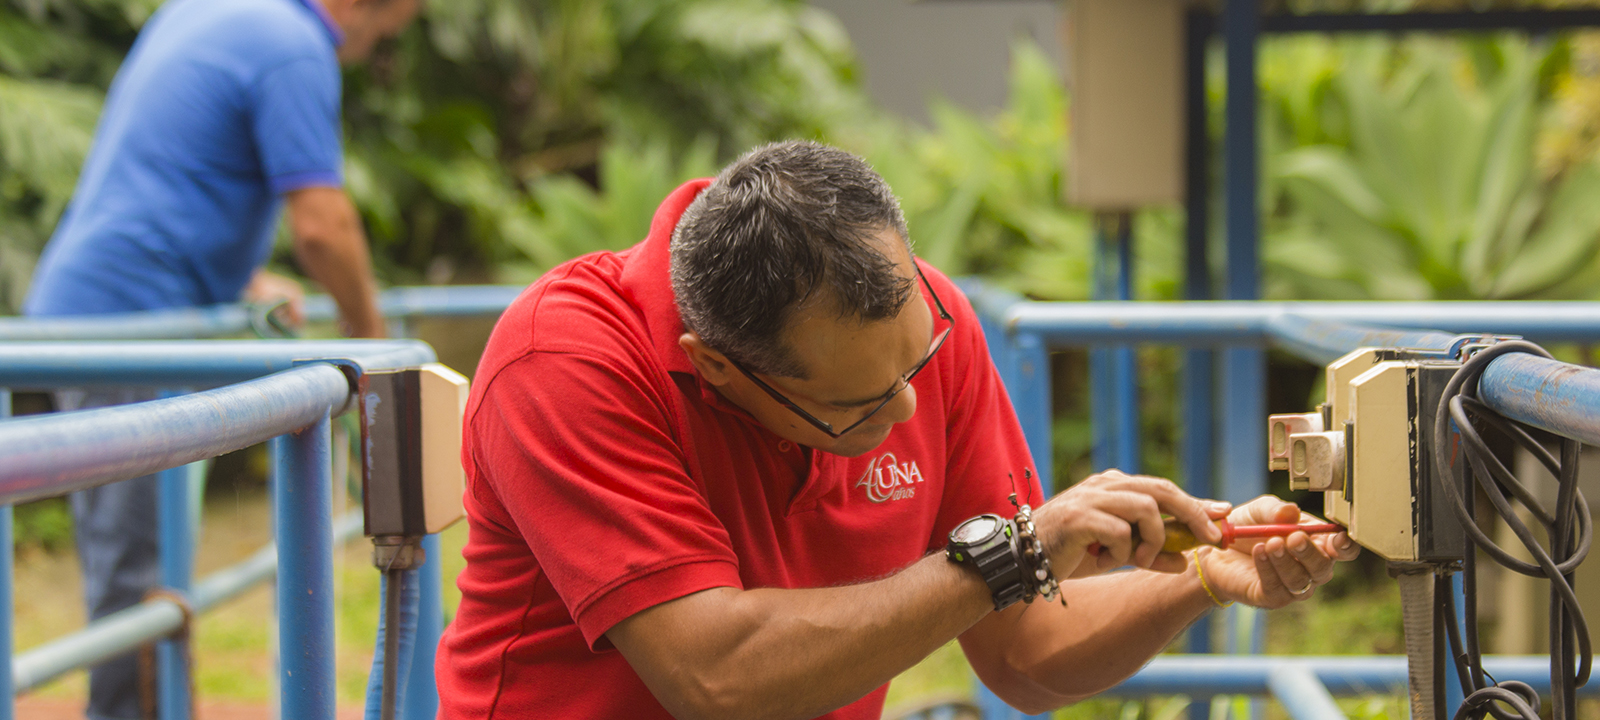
[1009,495,1064,606]
[1193,548,1233,608]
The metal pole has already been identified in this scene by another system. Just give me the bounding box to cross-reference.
[156,388,194,720]
[1266,664,1349,720]
[1092,212,1140,473]
[272,417,336,720]
[1224,0,1266,715]
[1112,214,1140,473]
[1013,332,1055,496]
[0,390,12,720]
[1091,216,1117,473]
[404,533,443,720]
[1183,7,1218,673]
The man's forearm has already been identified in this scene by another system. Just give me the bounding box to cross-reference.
[287,187,384,338]
[967,564,1216,710]
[610,553,995,720]
[295,229,383,337]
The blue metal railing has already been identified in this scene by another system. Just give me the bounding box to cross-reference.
[8,285,1600,720]
[0,337,436,720]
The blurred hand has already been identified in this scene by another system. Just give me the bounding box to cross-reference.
[1197,496,1361,609]
[1032,469,1233,579]
[242,269,306,330]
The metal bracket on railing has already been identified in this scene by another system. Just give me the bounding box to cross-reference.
[140,588,196,720]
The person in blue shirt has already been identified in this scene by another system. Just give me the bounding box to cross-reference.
[23,0,419,716]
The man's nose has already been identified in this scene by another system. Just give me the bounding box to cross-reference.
[875,383,917,427]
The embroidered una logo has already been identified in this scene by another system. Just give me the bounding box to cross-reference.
[854,452,925,503]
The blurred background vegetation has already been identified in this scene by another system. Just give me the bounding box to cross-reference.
[7,0,1600,715]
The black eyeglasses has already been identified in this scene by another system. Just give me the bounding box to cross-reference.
[731,264,954,438]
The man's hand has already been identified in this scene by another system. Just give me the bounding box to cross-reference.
[1197,496,1361,609]
[242,269,306,329]
[1031,470,1233,578]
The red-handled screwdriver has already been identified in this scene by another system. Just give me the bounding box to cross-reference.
[1087,517,1345,556]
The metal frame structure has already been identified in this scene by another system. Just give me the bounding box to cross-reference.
[5,283,1600,720]
[964,279,1600,720]
[0,338,439,720]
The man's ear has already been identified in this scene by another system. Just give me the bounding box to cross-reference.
[679,333,735,386]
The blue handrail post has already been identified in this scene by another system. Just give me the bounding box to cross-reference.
[1224,0,1265,716]
[157,390,194,720]
[973,323,1053,720]
[1091,212,1141,474]
[0,388,13,720]
[404,533,443,720]
[1013,331,1054,497]
[272,413,337,720]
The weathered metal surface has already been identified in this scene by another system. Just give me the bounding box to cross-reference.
[0,364,348,505]
[0,339,434,389]
[1481,352,1600,447]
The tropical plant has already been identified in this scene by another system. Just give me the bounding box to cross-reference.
[1260,34,1600,301]
[0,0,149,313]
[336,0,866,284]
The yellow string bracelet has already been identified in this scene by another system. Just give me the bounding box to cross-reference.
[1194,548,1233,608]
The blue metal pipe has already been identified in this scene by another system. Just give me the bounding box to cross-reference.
[273,416,337,720]
[0,339,434,389]
[1265,316,1466,366]
[0,364,349,506]
[1003,301,1600,347]
[1104,655,1590,697]
[1266,663,1347,720]
[405,533,444,720]
[0,391,11,720]
[156,390,195,720]
[0,306,253,341]
[1480,353,1600,447]
[11,510,365,693]
[0,285,523,342]
[305,285,525,321]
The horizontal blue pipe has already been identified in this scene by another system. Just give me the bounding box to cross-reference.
[1481,353,1600,447]
[0,306,253,341]
[1265,315,1466,366]
[13,510,365,692]
[1104,655,1591,697]
[0,339,434,389]
[305,285,524,321]
[1267,663,1347,720]
[0,364,349,505]
[1003,301,1600,346]
[0,286,523,342]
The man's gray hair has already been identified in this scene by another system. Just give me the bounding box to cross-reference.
[670,140,913,379]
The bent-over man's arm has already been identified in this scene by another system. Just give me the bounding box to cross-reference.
[958,495,1361,712]
[605,472,1230,720]
[285,186,384,338]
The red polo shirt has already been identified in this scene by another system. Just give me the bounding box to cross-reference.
[436,179,1042,719]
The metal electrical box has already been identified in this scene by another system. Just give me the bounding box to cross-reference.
[1271,348,1466,563]
[1063,0,1185,209]
[361,363,470,537]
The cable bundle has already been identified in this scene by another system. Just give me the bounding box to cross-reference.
[1431,341,1594,720]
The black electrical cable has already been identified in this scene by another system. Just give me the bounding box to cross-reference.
[1431,341,1592,720]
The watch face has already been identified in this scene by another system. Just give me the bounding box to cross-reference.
[953,515,1000,544]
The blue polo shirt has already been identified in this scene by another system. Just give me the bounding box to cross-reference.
[25,0,346,316]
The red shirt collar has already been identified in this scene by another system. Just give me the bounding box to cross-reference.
[619,178,712,377]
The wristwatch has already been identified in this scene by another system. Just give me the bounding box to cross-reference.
[946,514,1027,611]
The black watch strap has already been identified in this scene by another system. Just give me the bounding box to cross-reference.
[946,515,1027,611]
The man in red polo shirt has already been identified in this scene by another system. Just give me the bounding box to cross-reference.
[437,141,1358,718]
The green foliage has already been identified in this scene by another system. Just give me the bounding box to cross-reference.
[14,497,73,552]
[0,0,133,313]
[339,0,865,283]
[848,40,1096,301]
[1261,34,1600,301]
